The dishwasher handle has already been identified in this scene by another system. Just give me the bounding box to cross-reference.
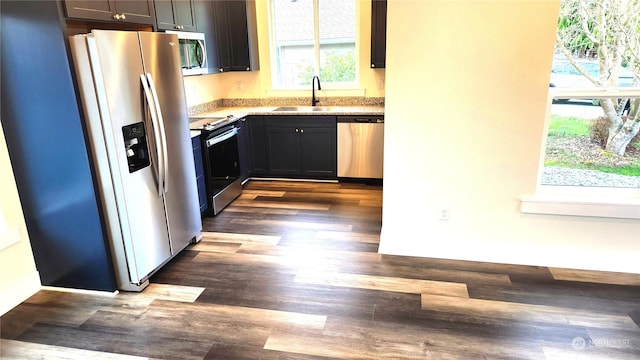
[337,116,384,124]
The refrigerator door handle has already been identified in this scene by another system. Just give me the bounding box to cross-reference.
[146,73,169,194]
[140,74,165,196]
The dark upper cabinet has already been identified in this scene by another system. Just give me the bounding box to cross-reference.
[263,116,337,179]
[64,0,156,25]
[194,0,258,73]
[370,0,387,68]
[212,0,259,72]
[155,0,196,32]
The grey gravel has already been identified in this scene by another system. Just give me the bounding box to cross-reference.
[542,166,640,188]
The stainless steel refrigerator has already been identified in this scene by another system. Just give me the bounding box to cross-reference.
[69,30,202,291]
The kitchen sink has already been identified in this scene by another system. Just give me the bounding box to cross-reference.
[272,106,337,112]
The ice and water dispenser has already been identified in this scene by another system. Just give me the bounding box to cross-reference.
[122,122,150,173]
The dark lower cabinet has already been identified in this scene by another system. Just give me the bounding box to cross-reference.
[248,116,268,176]
[191,134,208,213]
[64,0,156,25]
[236,117,252,181]
[263,116,337,179]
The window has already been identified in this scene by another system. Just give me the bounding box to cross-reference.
[541,0,640,191]
[270,0,357,89]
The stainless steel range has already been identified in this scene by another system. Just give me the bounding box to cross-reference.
[193,117,242,215]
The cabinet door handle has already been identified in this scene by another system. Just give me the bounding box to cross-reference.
[112,13,121,20]
[371,63,376,68]
[120,13,126,20]
[300,129,304,133]
[295,129,299,133]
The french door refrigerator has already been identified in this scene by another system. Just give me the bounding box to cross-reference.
[69,30,202,291]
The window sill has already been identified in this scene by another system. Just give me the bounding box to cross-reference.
[520,187,640,219]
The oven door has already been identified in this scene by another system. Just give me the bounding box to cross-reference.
[203,125,240,206]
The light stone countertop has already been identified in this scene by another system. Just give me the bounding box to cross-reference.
[188,105,385,137]
[190,105,385,120]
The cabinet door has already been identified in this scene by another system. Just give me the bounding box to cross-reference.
[266,125,301,176]
[370,0,387,68]
[114,0,156,24]
[211,0,256,72]
[248,116,268,175]
[212,1,232,72]
[65,0,116,22]
[156,0,196,31]
[225,0,250,71]
[64,0,155,25]
[300,127,337,178]
[191,135,208,213]
[236,117,252,181]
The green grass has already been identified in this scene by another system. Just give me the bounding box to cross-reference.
[545,114,640,177]
[547,115,590,138]
[544,160,640,176]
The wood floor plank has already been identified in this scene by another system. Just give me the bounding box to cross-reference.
[338,261,514,286]
[231,199,331,211]
[138,284,205,303]
[17,322,211,360]
[229,218,353,232]
[265,317,546,360]
[549,267,640,286]
[240,189,286,197]
[0,339,155,360]
[189,240,242,253]
[421,294,639,331]
[200,231,281,245]
[314,230,380,244]
[295,269,470,298]
[542,345,640,360]
[223,205,300,215]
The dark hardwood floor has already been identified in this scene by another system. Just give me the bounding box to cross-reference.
[2,180,639,359]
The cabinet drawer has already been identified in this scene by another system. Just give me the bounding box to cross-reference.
[264,115,335,128]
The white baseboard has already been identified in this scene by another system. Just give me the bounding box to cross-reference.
[0,271,41,316]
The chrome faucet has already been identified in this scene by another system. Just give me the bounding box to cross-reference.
[311,75,321,106]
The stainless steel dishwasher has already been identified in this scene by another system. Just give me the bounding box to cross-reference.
[337,115,384,179]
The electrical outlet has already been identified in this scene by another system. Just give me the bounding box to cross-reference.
[439,207,449,221]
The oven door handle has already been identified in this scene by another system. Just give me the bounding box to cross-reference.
[140,74,164,197]
[206,127,238,148]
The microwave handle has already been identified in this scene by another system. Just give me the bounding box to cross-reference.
[196,39,207,68]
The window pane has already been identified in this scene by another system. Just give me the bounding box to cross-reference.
[272,0,314,87]
[271,0,357,88]
[318,0,356,83]
[542,100,640,189]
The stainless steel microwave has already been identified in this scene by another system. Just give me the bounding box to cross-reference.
[166,31,207,76]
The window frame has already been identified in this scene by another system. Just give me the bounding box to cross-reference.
[267,0,359,90]
[521,87,640,220]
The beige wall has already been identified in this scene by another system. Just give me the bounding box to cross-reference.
[183,0,385,107]
[0,121,40,315]
[379,0,640,274]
